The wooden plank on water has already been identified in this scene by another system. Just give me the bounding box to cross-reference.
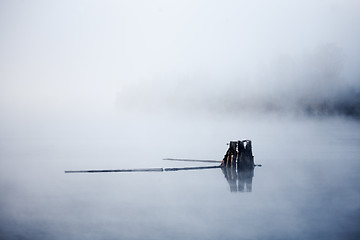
[65,165,221,173]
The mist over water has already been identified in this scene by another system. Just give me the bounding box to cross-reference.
[1,1,360,239]
[1,114,360,240]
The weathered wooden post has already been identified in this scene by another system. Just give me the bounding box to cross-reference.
[240,140,254,169]
[222,140,254,168]
[222,141,237,167]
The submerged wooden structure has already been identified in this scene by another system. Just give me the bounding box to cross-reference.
[221,140,255,192]
[65,140,258,192]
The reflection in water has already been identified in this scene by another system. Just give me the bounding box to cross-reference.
[222,166,254,192]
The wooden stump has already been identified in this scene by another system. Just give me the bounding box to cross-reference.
[221,140,254,169]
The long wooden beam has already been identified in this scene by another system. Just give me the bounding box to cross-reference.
[163,158,222,163]
[65,165,221,173]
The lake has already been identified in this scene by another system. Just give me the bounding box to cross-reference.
[0,113,359,240]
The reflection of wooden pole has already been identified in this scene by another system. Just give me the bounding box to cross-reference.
[221,164,254,192]
[237,168,254,192]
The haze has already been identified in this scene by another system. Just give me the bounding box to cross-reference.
[1,1,360,240]
[1,0,360,119]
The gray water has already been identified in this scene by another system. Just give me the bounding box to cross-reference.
[0,113,359,240]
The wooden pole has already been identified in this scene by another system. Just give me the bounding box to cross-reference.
[65,165,221,173]
[221,140,254,169]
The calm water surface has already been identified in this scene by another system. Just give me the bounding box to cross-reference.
[0,115,359,240]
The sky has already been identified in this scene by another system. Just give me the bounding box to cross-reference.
[1,0,360,117]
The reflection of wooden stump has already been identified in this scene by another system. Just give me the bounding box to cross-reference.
[221,166,254,192]
[221,140,254,169]
[237,168,254,192]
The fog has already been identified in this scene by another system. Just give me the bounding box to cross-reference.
[1,1,360,239]
[1,0,360,118]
